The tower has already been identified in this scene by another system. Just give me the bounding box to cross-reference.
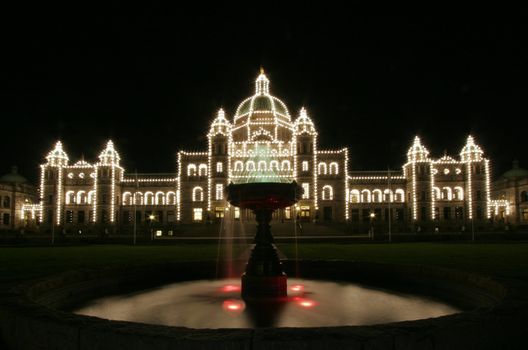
[208,109,231,217]
[95,141,123,227]
[41,141,69,226]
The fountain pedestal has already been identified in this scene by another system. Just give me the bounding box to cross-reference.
[226,182,302,300]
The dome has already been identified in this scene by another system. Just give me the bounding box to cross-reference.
[234,69,290,121]
[45,141,69,166]
[208,108,231,136]
[460,135,483,162]
[98,140,121,165]
[407,136,429,162]
[294,107,317,135]
[501,160,528,179]
[0,166,28,184]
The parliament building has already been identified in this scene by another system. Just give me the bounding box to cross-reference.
[16,70,520,234]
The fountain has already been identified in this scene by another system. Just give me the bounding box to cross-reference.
[225,181,302,299]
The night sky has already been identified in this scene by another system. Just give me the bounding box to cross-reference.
[2,13,527,182]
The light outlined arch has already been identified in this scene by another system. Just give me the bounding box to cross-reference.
[350,189,360,203]
[234,161,244,172]
[65,191,75,204]
[166,191,176,205]
[329,162,339,175]
[76,190,87,204]
[322,185,333,200]
[281,160,291,171]
[134,192,144,205]
[155,191,165,205]
[198,164,208,176]
[361,189,371,203]
[187,164,197,176]
[246,161,256,172]
[144,191,154,205]
[454,186,464,201]
[318,162,327,175]
[192,187,204,202]
[383,189,394,203]
[394,189,405,202]
[122,192,133,205]
[372,189,382,203]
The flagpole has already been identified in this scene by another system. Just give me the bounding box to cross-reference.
[133,169,138,245]
[388,166,392,243]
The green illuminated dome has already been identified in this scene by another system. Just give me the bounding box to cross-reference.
[0,166,28,184]
[501,160,528,179]
[234,69,290,121]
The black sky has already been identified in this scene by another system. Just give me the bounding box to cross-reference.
[1,13,527,182]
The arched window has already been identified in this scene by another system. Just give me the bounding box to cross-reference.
[322,185,333,200]
[65,191,75,204]
[122,192,133,205]
[198,164,208,176]
[88,191,96,205]
[383,189,393,202]
[76,191,87,204]
[192,187,204,202]
[234,161,244,172]
[372,189,382,203]
[350,189,360,203]
[433,187,441,200]
[270,160,279,171]
[454,187,464,201]
[166,191,176,205]
[442,187,452,200]
[329,162,339,175]
[246,161,256,172]
[258,160,267,172]
[318,162,327,175]
[302,161,309,172]
[281,160,291,171]
[395,189,405,203]
[187,164,197,176]
[144,192,154,205]
[155,191,165,205]
[134,192,143,205]
[361,189,371,203]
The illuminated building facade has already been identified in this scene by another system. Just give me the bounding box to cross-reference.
[22,70,512,233]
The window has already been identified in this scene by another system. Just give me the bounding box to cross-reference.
[476,206,482,220]
[372,190,382,203]
[281,160,291,171]
[421,207,427,220]
[167,211,175,222]
[101,210,108,223]
[285,207,291,220]
[302,161,309,172]
[322,185,333,200]
[522,209,528,221]
[270,161,279,171]
[216,184,224,200]
[234,207,240,220]
[234,161,244,172]
[187,164,197,176]
[521,191,528,203]
[3,196,10,208]
[443,207,451,220]
[329,162,339,175]
[351,209,359,222]
[215,207,224,218]
[455,207,464,220]
[258,161,267,171]
[135,210,142,223]
[350,190,360,203]
[216,162,223,173]
[3,213,10,225]
[121,211,130,224]
[198,164,208,176]
[318,162,327,175]
[302,183,310,199]
[66,210,73,223]
[192,187,204,202]
[193,208,203,221]
[78,210,85,224]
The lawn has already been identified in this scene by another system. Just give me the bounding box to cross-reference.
[1,243,527,284]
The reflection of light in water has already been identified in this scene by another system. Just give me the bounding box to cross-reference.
[293,297,317,308]
[222,299,245,314]
[290,284,304,292]
[220,284,241,293]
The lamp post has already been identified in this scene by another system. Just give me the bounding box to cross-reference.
[369,212,375,239]
[149,214,155,241]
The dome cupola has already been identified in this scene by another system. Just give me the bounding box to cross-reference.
[294,107,317,135]
[407,136,429,162]
[98,140,121,166]
[208,108,231,137]
[46,141,69,166]
[460,135,484,162]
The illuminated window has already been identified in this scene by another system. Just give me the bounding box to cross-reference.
[318,162,327,175]
[166,192,176,205]
[193,208,203,221]
[372,190,382,203]
[246,161,256,172]
[216,162,223,173]
[302,161,309,172]
[329,162,338,175]
[258,161,267,171]
[198,164,208,176]
[281,160,291,171]
[302,183,310,199]
[350,190,360,203]
[234,207,240,220]
[215,184,223,200]
[187,164,197,176]
[322,185,333,200]
[192,187,204,202]
[361,189,371,203]
[285,207,291,220]
[270,160,279,171]
[234,161,244,172]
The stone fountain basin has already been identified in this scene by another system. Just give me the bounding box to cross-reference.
[1,260,526,349]
[226,182,303,210]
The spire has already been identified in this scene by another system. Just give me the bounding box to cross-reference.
[255,68,270,95]
[460,135,483,162]
[209,108,231,137]
[407,136,429,162]
[46,141,69,166]
[98,140,120,165]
